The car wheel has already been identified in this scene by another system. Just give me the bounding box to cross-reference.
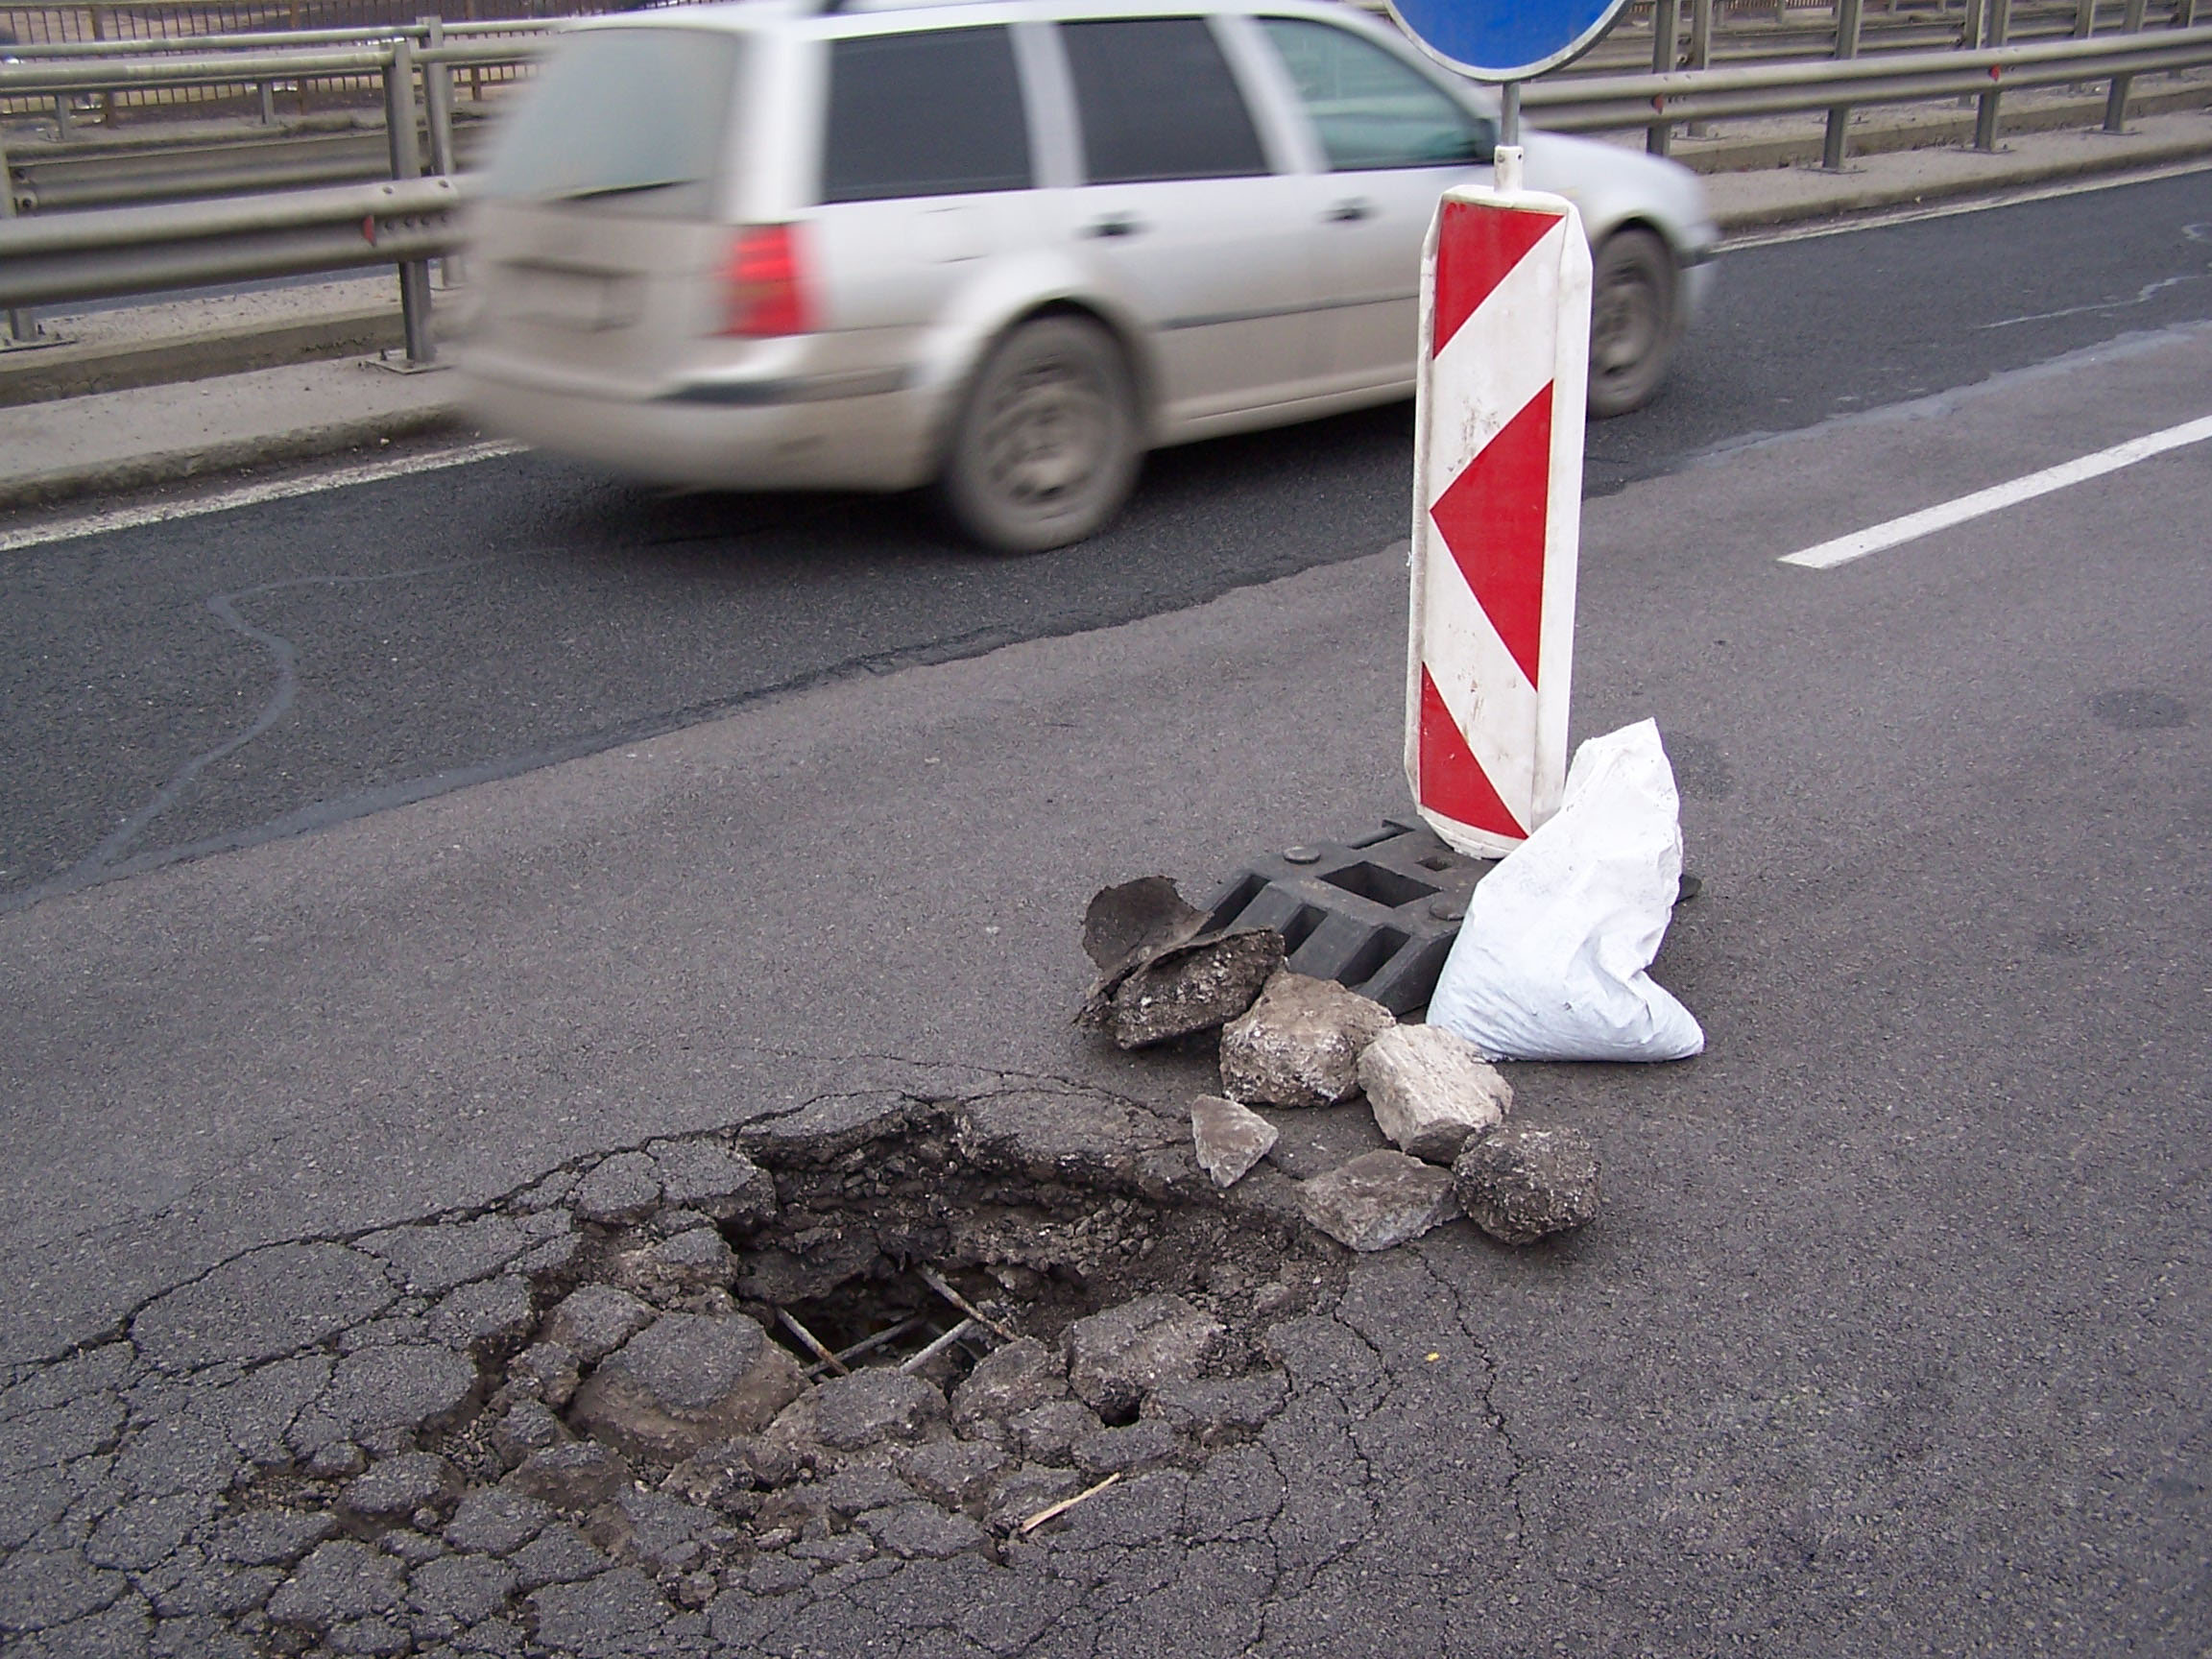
[940,315,1141,553]
[1586,228,1679,419]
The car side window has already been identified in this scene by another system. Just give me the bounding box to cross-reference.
[822,27,1032,203]
[1259,17,1493,170]
[1060,17,1268,184]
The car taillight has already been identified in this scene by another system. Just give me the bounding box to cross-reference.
[722,224,811,337]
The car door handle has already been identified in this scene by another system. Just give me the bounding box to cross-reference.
[1083,213,1145,239]
[1325,198,1377,223]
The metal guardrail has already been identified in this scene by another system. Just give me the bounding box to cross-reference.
[3,16,2211,360]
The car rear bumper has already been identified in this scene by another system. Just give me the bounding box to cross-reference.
[455,350,944,493]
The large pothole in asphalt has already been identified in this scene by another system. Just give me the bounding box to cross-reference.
[200,1081,1344,1653]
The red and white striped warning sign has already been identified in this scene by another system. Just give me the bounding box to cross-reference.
[1406,180,1593,859]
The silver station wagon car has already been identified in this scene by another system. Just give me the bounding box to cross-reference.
[459,0,1719,550]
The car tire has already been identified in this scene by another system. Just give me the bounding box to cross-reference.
[939,315,1142,554]
[1586,228,1679,419]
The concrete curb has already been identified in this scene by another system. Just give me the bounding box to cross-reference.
[0,402,462,517]
[0,305,403,407]
[1711,132,2212,228]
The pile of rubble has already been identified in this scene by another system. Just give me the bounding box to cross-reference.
[1080,877,1602,1254]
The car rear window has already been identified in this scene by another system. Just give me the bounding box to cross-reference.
[1061,17,1267,184]
[822,27,1032,203]
[480,27,741,219]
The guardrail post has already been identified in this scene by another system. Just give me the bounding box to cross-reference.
[1647,0,1681,153]
[0,132,37,347]
[1974,0,2011,148]
[1685,0,1715,133]
[2104,0,2149,126]
[421,16,462,288]
[384,36,436,367]
[1821,0,1864,168]
[2177,0,2200,28]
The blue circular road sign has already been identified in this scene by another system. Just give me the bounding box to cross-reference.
[1387,0,1633,81]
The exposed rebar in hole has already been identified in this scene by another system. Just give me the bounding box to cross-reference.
[758,1262,1016,1389]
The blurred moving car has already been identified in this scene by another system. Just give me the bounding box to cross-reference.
[457,0,1719,551]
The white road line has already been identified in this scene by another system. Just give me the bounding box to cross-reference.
[0,439,524,556]
[1778,413,2212,569]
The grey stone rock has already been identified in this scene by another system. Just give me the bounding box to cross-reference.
[507,1343,580,1408]
[342,1454,462,1523]
[1063,1294,1229,1423]
[506,1443,631,1514]
[1009,1398,1103,1465]
[949,1337,1066,1433]
[648,1141,779,1226]
[894,1440,1007,1511]
[860,1503,985,1560]
[1359,1023,1514,1164]
[573,1154,662,1225]
[1190,1095,1280,1189]
[569,1314,806,1461]
[406,1558,521,1634]
[443,1488,554,1557]
[357,1218,527,1297]
[1451,1123,1601,1243]
[1105,929,1285,1048]
[1297,1150,1459,1251]
[311,1344,478,1443]
[540,1286,654,1365]
[954,1090,1176,1187]
[265,1540,405,1628]
[132,1245,394,1372]
[1219,971,1396,1110]
[212,1510,335,1568]
[506,1522,612,1591]
[426,1277,535,1356]
[809,1368,948,1453]
[1073,1418,1180,1477]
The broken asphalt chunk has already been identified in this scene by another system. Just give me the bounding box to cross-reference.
[1190,1095,1279,1189]
[1452,1123,1601,1243]
[1079,876,1286,1047]
[1358,1022,1513,1164]
[1218,970,1396,1109]
[1296,1150,1458,1252]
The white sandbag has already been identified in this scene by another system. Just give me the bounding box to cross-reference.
[1427,719,1704,1062]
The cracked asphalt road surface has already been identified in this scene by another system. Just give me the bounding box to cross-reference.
[3,179,2210,1657]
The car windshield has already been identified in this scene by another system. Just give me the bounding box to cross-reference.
[481,27,742,219]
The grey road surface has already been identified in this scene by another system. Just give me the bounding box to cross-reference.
[4,172,2212,910]
[2,264,2208,1653]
